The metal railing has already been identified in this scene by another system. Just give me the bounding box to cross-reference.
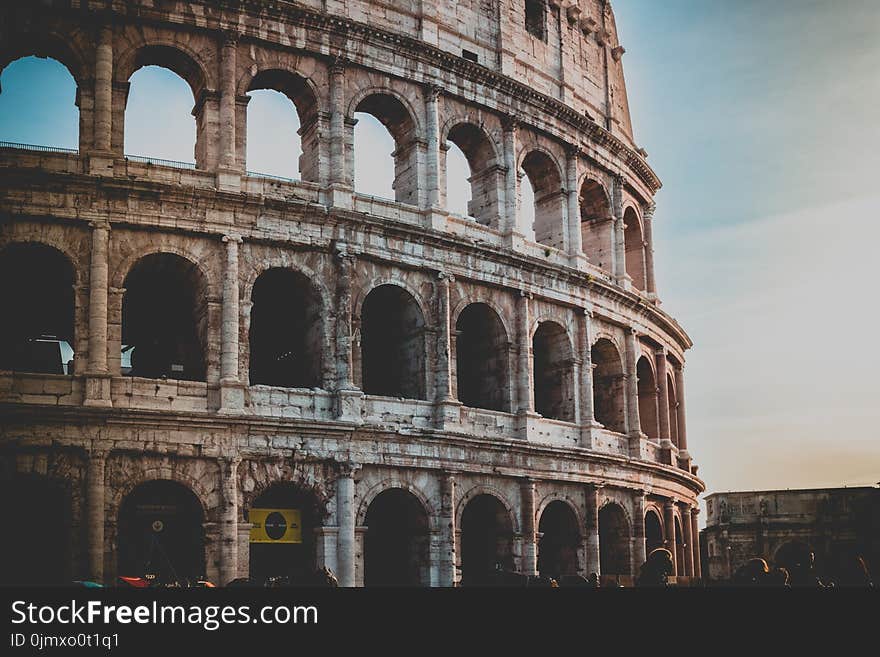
[0,141,77,154]
[246,170,296,183]
[124,154,196,170]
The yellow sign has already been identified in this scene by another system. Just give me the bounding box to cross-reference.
[249,508,302,544]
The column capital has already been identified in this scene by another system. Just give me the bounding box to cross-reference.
[220,30,239,47]
[501,115,519,133]
[89,219,110,231]
[88,446,109,461]
[330,56,349,75]
[663,498,678,509]
[654,346,668,358]
[565,143,581,158]
[519,289,533,300]
[222,233,243,244]
[643,201,657,219]
[436,270,455,284]
[423,83,443,100]
[335,461,361,478]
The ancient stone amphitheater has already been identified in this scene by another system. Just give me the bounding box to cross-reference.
[0,0,703,587]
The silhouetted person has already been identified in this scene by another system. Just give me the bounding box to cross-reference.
[782,546,825,587]
[765,566,790,587]
[636,548,674,587]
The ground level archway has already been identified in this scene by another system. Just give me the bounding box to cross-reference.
[363,488,430,587]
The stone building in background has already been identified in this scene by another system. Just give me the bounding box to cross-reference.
[701,487,880,583]
[0,0,703,587]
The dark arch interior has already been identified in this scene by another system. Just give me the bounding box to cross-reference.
[520,150,564,249]
[360,284,426,400]
[455,303,510,412]
[592,338,626,433]
[645,510,663,555]
[599,503,630,577]
[674,517,685,576]
[532,321,574,422]
[0,476,71,585]
[446,122,498,226]
[0,242,74,374]
[580,179,613,271]
[117,479,205,585]
[249,268,323,389]
[624,207,646,290]
[537,501,580,580]
[354,94,419,205]
[667,373,680,447]
[364,488,429,587]
[122,253,208,381]
[460,494,514,585]
[247,483,324,585]
[637,356,659,441]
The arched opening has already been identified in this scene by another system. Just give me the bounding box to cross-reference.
[667,372,680,448]
[537,501,580,580]
[774,540,815,575]
[645,509,664,556]
[637,356,659,441]
[580,179,613,272]
[249,268,323,388]
[0,56,79,150]
[364,488,429,587]
[117,480,205,585]
[624,207,647,290]
[354,94,419,205]
[455,303,510,412]
[460,494,515,586]
[520,151,565,250]
[360,284,426,400]
[121,253,208,381]
[599,503,630,576]
[0,243,75,375]
[0,476,71,585]
[674,516,685,576]
[591,338,626,433]
[532,321,574,422]
[125,64,197,166]
[446,122,500,226]
[245,70,319,181]
[247,483,324,586]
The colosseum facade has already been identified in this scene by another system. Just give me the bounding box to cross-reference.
[0,0,703,587]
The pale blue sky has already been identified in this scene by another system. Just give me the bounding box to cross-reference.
[1,2,878,495]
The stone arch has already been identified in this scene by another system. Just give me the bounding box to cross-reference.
[116,42,212,99]
[238,458,334,520]
[357,282,428,400]
[637,354,659,441]
[248,267,326,389]
[459,491,517,585]
[107,464,216,524]
[240,255,332,312]
[443,119,503,227]
[350,89,423,206]
[241,68,322,183]
[0,30,89,88]
[362,485,432,586]
[598,500,632,576]
[112,244,218,298]
[455,485,520,535]
[454,302,511,412]
[537,498,582,580]
[645,507,664,555]
[450,294,514,345]
[667,370,680,447]
[519,148,566,250]
[0,241,77,374]
[624,205,647,290]
[356,478,437,531]
[120,252,211,381]
[591,337,626,434]
[580,177,614,272]
[532,320,575,422]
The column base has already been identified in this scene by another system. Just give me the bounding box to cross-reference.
[433,398,462,429]
[336,388,364,424]
[325,183,353,210]
[569,252,589,271]
[515,411,541,441]
[236,523,253,581]
[216,168,242,192]
[627,431,648,459]
[579,422,602,449]
[87,152,115,177]
[423,207,448,231]
[659,439,678,467]
[218,380,245,414]
[83,373,113,408]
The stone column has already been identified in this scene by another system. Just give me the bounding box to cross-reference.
[584,485,601,575]
[624,328,643,458]
[434,272,460,427]
[520,479,537,576]
[663,500,678,576]
[655,349,671,442]
[566,147,584,263]
[632,492,646,573]
[439,472,456,587]
[643,202,657,296]
[335,463,357,587]
[515,292,534,440]
[578,309,595,448]
[502,117,519,238]
[690,507,702,579]
[334,245,363,422]
[612,176,627,285]
[219,235,243,412]
[84,222,112,407]
[219,456,240,586]
[675,366,690,458]
[86,448,107,582]
[681,502,695,577]
[424,85,441,209]
[219,33,238,171]
[327,60,351,207]
[93,26,113,155]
